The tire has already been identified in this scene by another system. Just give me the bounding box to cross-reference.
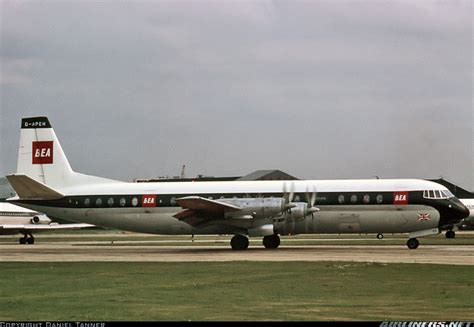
[231,235,249,250]
[445,230,455,239]
[376,233,384,240]
[263,234,280,249]
[27,237,35,244]
[406,238,419,249]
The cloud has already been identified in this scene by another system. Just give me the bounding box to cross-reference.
[0,0,472,190]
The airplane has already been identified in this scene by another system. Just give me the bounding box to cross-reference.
[5,116,470,250]
[0,201,94,244]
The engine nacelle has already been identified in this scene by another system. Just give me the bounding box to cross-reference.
[30,215,51,225]
[285,202,310,221]
[221,198,285,219]
[248,224,275,237]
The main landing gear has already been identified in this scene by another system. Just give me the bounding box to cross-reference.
[263,234,280,249]
[19,233,34,245]
[230,234,282,250]
[231,235,249,250]
[406,238,419,249]
[445,230,456,239]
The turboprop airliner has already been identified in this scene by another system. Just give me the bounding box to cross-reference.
[6,117,470,250]
[0,202,94,244]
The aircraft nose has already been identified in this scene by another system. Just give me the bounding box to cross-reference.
[450,199,470,220]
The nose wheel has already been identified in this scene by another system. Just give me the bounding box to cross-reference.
[445,230,455,239]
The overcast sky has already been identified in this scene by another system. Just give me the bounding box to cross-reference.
[1,0,472,191]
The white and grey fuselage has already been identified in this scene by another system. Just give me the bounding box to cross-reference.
[11,179,469,237]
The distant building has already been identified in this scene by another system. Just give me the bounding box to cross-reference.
[135,169,299,183]
[237,170,299,181]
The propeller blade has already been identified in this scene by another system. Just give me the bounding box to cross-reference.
[288,182,295,203]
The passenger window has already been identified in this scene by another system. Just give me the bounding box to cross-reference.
[351,195,357,204]
[96,198,103,207]
[338,195,345,204]
[376,194,383,204]
[120,198,126,207]
[108,198,114,207]
[363,194,370,204]
[131,197,138,207]
[84,198,91,207]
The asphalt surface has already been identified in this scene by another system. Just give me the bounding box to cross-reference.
[0,242,472,265]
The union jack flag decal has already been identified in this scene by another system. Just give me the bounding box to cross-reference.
[417,213,431,221]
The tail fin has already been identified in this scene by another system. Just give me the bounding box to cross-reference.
[17,117,74,188]
[16,116,119,189]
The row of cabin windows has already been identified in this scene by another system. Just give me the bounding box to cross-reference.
[71,190,453,207]
[81,197,140,207]
[75,194,387,207]
[337,194,384,204]
[79,197,169,207]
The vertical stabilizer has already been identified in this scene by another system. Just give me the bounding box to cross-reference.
[17,117,74,188]
[16,116,120,189]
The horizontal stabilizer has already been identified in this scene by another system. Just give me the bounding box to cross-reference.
[6,174,64,200]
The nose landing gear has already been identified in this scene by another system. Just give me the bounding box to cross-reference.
[445,230,456,239]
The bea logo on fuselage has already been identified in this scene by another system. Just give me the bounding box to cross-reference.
[142,195,156,207]
[393,192,408,205]
[32,141,54,164]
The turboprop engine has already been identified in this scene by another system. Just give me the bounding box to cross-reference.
[284,202,317,221]
[220,198,285,219]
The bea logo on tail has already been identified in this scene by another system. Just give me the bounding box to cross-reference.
[32,141,54,164]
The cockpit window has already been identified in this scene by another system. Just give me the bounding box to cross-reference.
[442,190,454,198]
[423,189,453,199]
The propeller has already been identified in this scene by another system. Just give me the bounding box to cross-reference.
[306,185,320,230]
[282,182,296,210]
[305,185,320,216]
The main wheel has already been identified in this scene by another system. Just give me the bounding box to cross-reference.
[230,235,249,250]
[406,238,419,249]
[263,234,280,249]
[445,230,455,239]
[27,237,35,244]
[19,237,27,245]
[376,233,384,240]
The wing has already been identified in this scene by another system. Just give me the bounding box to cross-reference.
[174,196,241,227]
[0,223,95,231]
